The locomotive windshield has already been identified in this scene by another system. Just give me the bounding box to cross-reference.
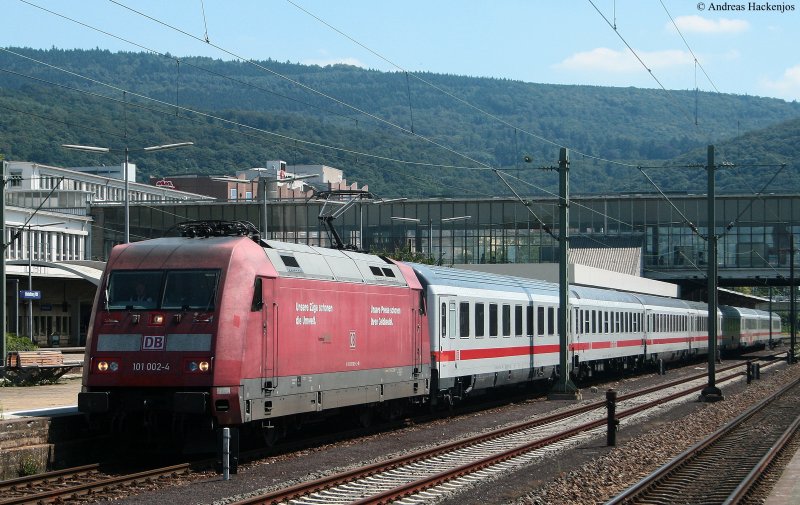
[106,269,219,310]
[162,270,219,310]
[107,270,163,310]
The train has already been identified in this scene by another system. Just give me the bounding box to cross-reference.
[78,221,781,459]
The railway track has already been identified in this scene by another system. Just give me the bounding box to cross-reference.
[0,354,784,504]
[606,376,800,505]
[227,359,780,505]
[0,463,193,505]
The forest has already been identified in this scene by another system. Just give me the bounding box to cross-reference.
[1,47,798,197]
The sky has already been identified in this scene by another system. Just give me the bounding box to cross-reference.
[2,0,800,101]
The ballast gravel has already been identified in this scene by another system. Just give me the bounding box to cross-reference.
[105,357,800,505]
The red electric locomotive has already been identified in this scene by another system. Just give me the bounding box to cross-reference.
[79,221,430,461]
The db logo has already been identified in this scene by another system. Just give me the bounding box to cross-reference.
[142,335,165,350]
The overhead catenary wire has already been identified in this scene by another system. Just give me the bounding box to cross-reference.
[13,0,793,240]
[638,166,702,238]
[0,51,484,172]
[0,64,488,200]
[587,0,692,126]
[497,168,637,231]
[658,0,721,94]
[17,0,361,124]
[284,0,641,170]
[15,0,721,213]
[105,0,493,172]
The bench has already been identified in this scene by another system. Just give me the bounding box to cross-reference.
[3,351,78,385]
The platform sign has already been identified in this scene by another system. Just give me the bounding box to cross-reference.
[20,290,42,300]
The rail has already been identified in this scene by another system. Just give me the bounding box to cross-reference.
[228,359,774,505]
[606,377,800,505]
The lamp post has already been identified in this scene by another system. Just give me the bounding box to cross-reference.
[441,216,471,265]
[63,142,193,243]
[24,221,64,343]
[390,217,428,257]
[213,170,315,240]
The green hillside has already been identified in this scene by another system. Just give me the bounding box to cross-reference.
[0,47,798,197]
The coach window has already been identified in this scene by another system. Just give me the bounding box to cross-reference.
[537,306,545,336]
[584,310,590,333]
[572,308,578,334]
[603,312,609,333]
[441,302,447,338]
[460,302,470,338]
[527,306,534,337]
[502,304,511,337]
[547,307,555,336]
[475,303,485,338]
[489,303,498,337]
[615,312,621,333]
[515,305,523,337]
[591,310,597,334]
[449,301,457,339]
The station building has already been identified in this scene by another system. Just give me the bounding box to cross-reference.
[3,159,799,347]
[1,160,213,346]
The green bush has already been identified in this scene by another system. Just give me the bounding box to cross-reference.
[5,334,37,353]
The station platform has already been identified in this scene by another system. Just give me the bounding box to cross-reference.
[765,445,800,505]
[0,373,81,418]
[1,351,83,418]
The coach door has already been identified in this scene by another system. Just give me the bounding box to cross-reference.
[643,309,653,356]
[413,295,423,377]
[258,278,277,391]
[439,296,459,368]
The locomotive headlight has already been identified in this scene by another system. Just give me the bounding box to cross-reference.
[109,361,119,372]
[150,313,165,325]
[97,361,109,372]
[186,360,211,373]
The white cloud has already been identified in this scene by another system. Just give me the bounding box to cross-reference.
[301,57,367,68]
[760,64,800,101]
[670,15,749,34]
[555,47,693,73]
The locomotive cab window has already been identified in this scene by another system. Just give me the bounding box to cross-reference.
[163,270,220,311]
[251,277,264,311]
[107,270,163,310]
